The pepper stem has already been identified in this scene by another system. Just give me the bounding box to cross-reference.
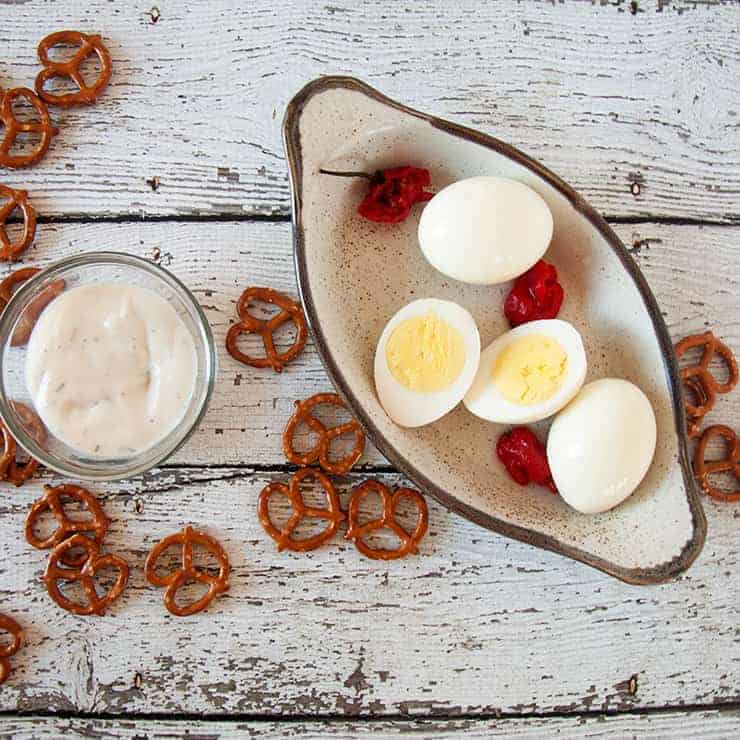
[319,168,373,180]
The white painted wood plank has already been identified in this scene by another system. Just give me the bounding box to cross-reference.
[0,465,736,715]
[0,0,738,221]
[2,219,736,468]
[2,709,739,739]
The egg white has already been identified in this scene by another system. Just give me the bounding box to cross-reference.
[463,319,586,424]
[374,299,481,428]
[547,378,657,514]
[418,176,553,285]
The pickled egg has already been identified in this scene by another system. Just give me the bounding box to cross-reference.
[374,299,480,427]
[463,319,586,424]
[418,176,553,285]
[547,378,657,514]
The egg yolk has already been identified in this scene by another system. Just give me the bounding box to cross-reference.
[492,334,568,405]
[386,313,466,393]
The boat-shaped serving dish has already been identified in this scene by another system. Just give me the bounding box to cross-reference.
[283,76,706,584]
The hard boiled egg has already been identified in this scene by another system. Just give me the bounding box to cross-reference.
[375,299,480,427]
[418,176,553,285]
[463,319,586,424]
[547,378,657,514]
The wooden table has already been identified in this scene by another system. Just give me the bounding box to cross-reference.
[1,2,738,738]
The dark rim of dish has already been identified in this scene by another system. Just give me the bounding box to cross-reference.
[282,75,706,585]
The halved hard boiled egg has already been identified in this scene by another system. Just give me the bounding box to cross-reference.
[463,319,586,424]
[375,299,480,427]
[418,176,553,285]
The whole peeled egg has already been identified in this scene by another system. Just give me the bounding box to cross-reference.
[547,378,657,514]
[374,298,480,427]
[463,319,586,424]
[418,176,553,285]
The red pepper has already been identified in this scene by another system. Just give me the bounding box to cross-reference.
[496,427,558,494]
[504,259,564,327]
[357,166,434,223]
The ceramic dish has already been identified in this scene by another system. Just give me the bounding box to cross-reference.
[0,252,216,481]
[283,76,706,584]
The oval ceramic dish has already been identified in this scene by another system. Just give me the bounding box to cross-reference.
[283,76,706,584]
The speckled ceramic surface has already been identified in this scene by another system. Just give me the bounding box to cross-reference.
[283,76,706,584]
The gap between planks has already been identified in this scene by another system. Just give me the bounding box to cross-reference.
[7,214,740,228]
[0,708,739,740]
[0,699,738,725]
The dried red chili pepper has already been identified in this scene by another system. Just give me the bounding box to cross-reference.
[496,427,557,494]
[320,166,434,223]
[504,259,564,327]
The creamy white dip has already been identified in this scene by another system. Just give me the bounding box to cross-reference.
[25,283,197,458]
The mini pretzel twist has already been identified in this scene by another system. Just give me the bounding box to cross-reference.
[258,467,345,552]
[145,525,230,616]
[226,286,308,373]
[0,186,36,261]
[0,402,45,486]
[0,87,59,169]
[682,377,709,440]
[26,484,111,567]
[693,425,739,503]
[0,268,65,346]
[43,534,129,616]
[35,31,112,107]
[283,393,365,474]
[345,480,428,561]
[0,267,40,308]
[0,614,23,685]
[675,331,738,437]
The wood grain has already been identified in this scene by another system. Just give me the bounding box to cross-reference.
[2,709,739,739]
[0,465,737,716]
[0,2,738,726]
[0,0,738,221]
[2,219,735,468]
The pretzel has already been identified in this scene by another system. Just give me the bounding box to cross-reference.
[345,480,428,560]
[26,484,111,567]
[0,614,23,685]
[693,425,739,503]
[0,186,36,261]
[283,393,365,474]
[0,402,45,486]
[145,525,230,616]
[0,87,59,169]
[258,467,345,552]
[35,31,112,107]
[0,267,39,308]
[43,534,129,616]
[0,268,65,346]
[675,331,738,436]
[226,286,308,373]
[683,377,708,440]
